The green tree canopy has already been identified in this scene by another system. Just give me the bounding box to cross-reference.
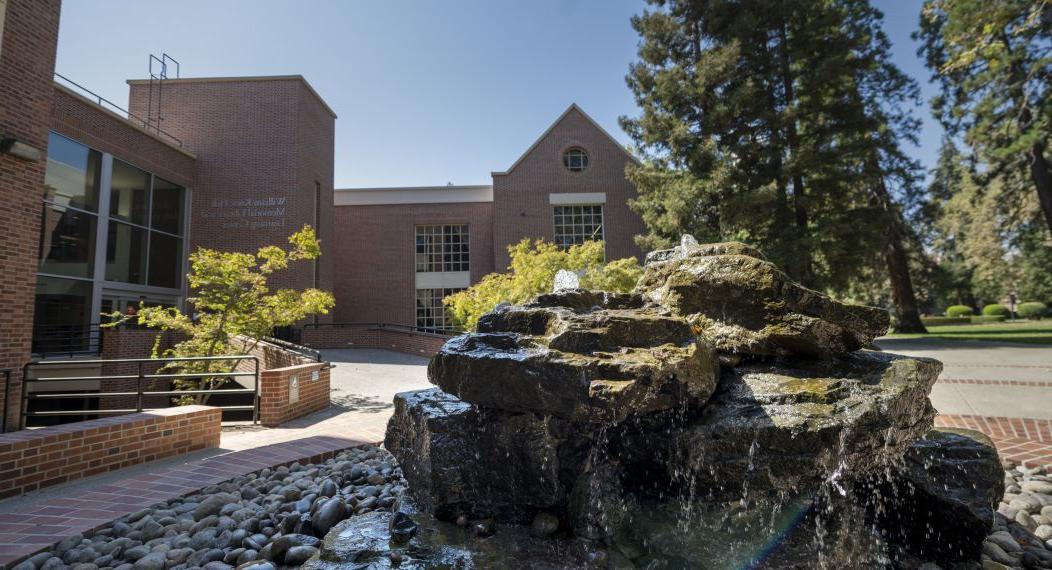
[621,0,928,331]
[444,240,642,330]
[916,0,1052,233]
[107,225,335,400]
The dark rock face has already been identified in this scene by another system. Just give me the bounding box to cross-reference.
[638,248,889,358]
[651,351,942,500]
[866,428,1004,565]
[383,388,584,523]
[430,290,718,423]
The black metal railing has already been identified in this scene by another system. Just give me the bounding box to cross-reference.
[21,355,260,429]
[301,322,459,337]
[31,323,103,358]
[54,73,184,147]
[1,369,10,434]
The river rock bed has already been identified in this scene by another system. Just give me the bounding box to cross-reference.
[982,463,1052,570]
[13,446,404,570]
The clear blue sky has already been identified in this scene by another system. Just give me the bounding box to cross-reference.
[55,0,941,188]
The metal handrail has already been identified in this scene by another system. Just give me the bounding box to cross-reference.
[21,355,260,429]
[54,72,184,147]
[32,323,103,358]
[300,322,458,337]
[1,369,10,434]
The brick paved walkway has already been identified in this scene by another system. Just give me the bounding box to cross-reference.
[935,414,1052,469]
[0,435,366,568]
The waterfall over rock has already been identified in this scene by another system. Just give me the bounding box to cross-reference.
[312,240,1004,569]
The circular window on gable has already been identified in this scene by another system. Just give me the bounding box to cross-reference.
[563,147,589,172]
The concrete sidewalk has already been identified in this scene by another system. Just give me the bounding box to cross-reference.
[876,338,1052,420]
[220,348,431,450]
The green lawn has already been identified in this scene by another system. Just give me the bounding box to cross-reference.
[886,320,1052,345]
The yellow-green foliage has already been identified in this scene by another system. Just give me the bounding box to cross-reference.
[105,225,335,403]
[444,239,642,330]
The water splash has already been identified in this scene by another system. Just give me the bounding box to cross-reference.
[552,269,580,291]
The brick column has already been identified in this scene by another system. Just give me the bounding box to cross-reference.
[0,0,62,432]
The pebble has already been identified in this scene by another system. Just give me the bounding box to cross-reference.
[18,447,403,570]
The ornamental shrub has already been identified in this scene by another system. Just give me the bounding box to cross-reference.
[970,315,1006,324]
[945,305,974,317]
[981,304,1009,316]
[1018,302,1048,320]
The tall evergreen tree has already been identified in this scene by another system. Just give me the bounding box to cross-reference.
[621,0,928,331]
[916,0,1052,233]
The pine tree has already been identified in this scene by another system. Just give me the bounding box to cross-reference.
[916,0,1052,233]
[622,0,928,330]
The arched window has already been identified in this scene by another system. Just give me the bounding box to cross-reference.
[562,147,589,172]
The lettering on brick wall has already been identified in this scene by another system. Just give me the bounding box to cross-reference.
[201,196,287,230]
[289,374,299,405]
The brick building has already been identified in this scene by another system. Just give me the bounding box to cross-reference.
[332,104,645,332]
[1,1,647,430]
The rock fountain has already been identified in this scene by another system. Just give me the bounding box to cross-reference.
[310,240,1006,568]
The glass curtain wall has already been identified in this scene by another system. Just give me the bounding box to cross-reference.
[34,132,188,354]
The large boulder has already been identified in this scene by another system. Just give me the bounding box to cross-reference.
[429,289,719,423]
[864,427,1004,565]
[637,245,889,358]
[384,388,588,522]
[633,350,942,501]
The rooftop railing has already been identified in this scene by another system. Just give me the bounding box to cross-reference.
[54,72,184,148]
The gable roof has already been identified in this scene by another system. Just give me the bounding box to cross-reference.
[491,103,639,176]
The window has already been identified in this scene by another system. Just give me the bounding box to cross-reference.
[44,132,101,211]
[110,160,150,225]
[39,204,96,278]
[104,159,185,288]
[415,225,469,272]
[416,288,464,332]
[562,147,589,172]
[553,204,603,250]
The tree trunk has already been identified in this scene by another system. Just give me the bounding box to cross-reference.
[870,169,927,334]
[884,230,927,333]
[777,20,812,285]
[1029,142,1052,234]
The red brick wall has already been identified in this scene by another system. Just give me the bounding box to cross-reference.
[127,77,336,293]
[0,405,221,499]
[301,326,448,356]
[50,86,196,188]
[233,336,316,371]
[492,106,646,269]
[258,362,329,427]
[331,202,494,325]
[0,0,62,433]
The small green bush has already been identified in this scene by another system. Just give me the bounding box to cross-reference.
[970,315,1006,324]
[1018,302,1048,320]
[982,304,1010,316]
[945,305,974,317]
[921,316,972,326]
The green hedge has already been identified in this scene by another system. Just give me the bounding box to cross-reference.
[945,305,974,317]
[1018,302,1048,319]
[970,315,1006,324]
[982,304,1010,316]
[921,316,972,326]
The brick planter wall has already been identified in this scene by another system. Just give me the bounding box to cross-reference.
[258,363,330,427]
[300,326,449,356]
[0,405,221,499]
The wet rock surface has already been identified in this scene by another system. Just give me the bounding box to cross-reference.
[430,289,719,422]
[647,351,942,500]
[637,242,889,358]
[378,238,1015,567]
[866,428,1005,565]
